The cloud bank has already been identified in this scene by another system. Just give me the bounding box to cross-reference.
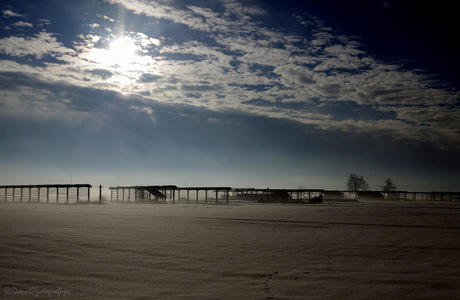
[0,0,459,189]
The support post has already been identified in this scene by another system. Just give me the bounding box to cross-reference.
[20,188,23,202]
[99,185,102,203]
[172,188,175,204]
[77,187,80,203]
[12,188,15,203]
[187,190,190,203]
[66,187,69,204]
[87,187,90,203]
[29,187,32,203]
[47,188,49,203]
[226,190,229,204]
[205,190,208,204]
[4,188,7,202]
[216,190,218,203]
[196,190,199,203]
[56,187,59,203]
[38,188,40,202]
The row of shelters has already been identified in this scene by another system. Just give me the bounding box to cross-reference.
[0,184,459,204]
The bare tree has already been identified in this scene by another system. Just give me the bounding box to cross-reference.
[382,178,397,199]
[346,174,369,192]
[382,178,397,192]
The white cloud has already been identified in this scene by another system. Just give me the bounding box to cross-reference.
[129,105,156,124]
[380,105,460,143]
[187,5,220,19]
[0,0,458,149]
[101,15,115,22]
[37,19,51,27]
[12,21,33,27]
[105,0,209,31]
[220,0,268,16]
[2,9,25,18]
[0,31,75,59]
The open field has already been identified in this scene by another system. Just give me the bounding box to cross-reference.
[1,201,460,299]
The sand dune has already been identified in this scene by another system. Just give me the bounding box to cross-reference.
[1,201,459,299]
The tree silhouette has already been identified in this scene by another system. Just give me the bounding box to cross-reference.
[382,178,397,192]
[382,178,397,199]
[346,174,369,192]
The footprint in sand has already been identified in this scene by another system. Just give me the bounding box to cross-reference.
[263,271,279,298]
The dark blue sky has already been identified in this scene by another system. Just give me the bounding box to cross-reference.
[0,0,459,191]
[300,0,460,86]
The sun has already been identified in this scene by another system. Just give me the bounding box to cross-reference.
[107,36,141,68]
[79,33,158,90]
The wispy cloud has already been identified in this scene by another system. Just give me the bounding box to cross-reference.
[12,21,33,27]
[0,31,74,59]
[2,9,25,18]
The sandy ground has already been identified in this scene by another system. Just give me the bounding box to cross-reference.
[1,200,459,299]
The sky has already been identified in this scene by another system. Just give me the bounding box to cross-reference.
[0,0,459,191]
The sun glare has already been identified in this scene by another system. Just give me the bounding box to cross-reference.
[108,37,140,68]
[81,34,159,90]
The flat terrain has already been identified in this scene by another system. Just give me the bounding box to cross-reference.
[1,201,459,299]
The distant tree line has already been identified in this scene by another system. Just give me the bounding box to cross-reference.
[346,174,397,192]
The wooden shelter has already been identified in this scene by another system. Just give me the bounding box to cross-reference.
[0,184,92,203]
[109,186,232,204]
[109,185,177,203]
[176,187,232,203]
[230,188,324,203]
